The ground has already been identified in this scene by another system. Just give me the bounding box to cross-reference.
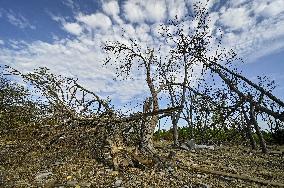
[0,137,283,187]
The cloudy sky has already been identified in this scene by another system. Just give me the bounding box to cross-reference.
[0,0,284,110]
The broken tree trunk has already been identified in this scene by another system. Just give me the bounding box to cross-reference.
[140,97,158,154]
[140,49,160,155]
[86,106,183,170]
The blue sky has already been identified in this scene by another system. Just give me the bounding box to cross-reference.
[0,0,284,119]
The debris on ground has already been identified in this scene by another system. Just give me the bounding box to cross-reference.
[1,135,284,187]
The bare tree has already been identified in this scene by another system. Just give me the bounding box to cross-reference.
[156,3,284,152]
[103,2,284,156]
[103,41,163,154]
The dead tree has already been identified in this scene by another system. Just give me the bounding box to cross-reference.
[102,1,284,156]
[103,42,162,155]
[157,5,214,146]
[161,10,284,149]
[191,51,284,152]
[140,97,155,151]
[164,1,284,150]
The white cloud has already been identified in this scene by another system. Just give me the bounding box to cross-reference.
[144,0,166,22]
[259,0,284,17]
[212,0,284,62]
[0,37,115,93]
[62,0,80,11]
[48,12,84,35]
[77,13,112,31]
[5,10,36,29]
[229,0,248,7]
[102,0,124,24]
[0,26,148,102]
[111,79,147,102]
[49,13,66,23]
[102,0,120,17]
[120,23,136,39]
[0,40,4,45]
[123,1,145,23]
[123,0,166,23]
[221,12,284,62]
[63,22,83,35]
[2,0,284,104]
[136,23,152,42]
[166,0,187,20]
[219,7,254,31]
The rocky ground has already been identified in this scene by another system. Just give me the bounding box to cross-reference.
[0,136,284,188]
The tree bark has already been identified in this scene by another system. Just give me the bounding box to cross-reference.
[189,99,193,138]
[172,117,179,146]
[249,105,268,154]
[242,108,257,150]
[170,54,190,146]
[140,51,159,153]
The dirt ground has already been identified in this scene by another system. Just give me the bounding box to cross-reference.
[0,137,283,188]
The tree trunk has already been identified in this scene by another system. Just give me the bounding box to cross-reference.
[242,109,257,150]
[239,112,247,141]
[170,55,189,146]
[141,54,159,154]
[172,116,179,146]
[249,105,268,154]
[141,97,158,154]
[190,106,193,137]
[158,119,161,141]
[189,93,194,138]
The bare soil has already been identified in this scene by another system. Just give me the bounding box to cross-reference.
[0,137,283,187]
